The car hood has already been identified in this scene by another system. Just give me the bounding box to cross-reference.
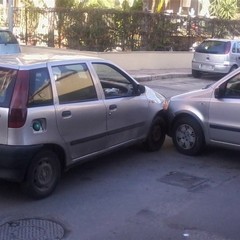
[170,87,213,102]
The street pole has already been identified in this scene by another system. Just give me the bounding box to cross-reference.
[8,0,13,31]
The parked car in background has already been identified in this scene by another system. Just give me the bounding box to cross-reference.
[0,53,167,199]
[192,39,240,78]
[0,29,21,54]
[167,67,240,155]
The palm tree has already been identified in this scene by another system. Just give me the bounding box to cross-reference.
[210,0,237,19]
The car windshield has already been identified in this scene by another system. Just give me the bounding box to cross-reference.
[0,68,17,107]
[195,40,231,54]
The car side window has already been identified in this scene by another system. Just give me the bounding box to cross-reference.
[52,63,97,104]
[28,68,53,107]
[232,42,240,53]
[92,63,134,99]
[224,74,240,98]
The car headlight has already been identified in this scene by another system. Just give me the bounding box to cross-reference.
[163,99,169,110]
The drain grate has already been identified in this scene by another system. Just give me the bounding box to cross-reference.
[0,218,64,240]
[159,171,208,190]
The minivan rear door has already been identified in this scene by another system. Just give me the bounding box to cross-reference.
[194,40,231,71]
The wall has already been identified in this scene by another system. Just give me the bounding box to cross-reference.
[21,46,193,71]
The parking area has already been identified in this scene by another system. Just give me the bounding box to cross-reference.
[0,75,239,240]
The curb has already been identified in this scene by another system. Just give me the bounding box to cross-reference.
[132,73,192,82]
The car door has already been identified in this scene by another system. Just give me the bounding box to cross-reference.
[209,73,240,145]
[92,62,149,147]
[50,62,107,160]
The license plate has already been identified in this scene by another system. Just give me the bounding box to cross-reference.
[201,64,214,70]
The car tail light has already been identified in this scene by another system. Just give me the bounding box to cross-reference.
[8,70,29,128]
[224,41,231,54]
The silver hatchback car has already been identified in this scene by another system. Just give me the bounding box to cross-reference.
[192,38,240,78]
[0,53,167,198]
[167,68,240,155]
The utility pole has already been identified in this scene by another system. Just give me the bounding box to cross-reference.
[8,0,13,31]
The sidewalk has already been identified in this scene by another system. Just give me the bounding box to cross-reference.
[127,68,192,82]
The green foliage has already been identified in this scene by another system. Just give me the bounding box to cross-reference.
[210,0,238,19]
[131,0,143,11]
[64,9,114,51]
[55,0,75,8]
[22,0,35,7]
[16,6,240,51]
[80,0,116,8]
[122,0,131,10]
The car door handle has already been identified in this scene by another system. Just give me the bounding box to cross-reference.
[109,104,117,110]
[62,110,72,118]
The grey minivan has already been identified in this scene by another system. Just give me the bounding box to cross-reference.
[192,39,240,78]
[0,53,167,199]
[167,67,240,155]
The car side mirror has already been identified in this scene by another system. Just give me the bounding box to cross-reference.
[136,84,145,95]
[214,86,225,98]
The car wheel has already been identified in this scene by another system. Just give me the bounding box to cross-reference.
[144,116,166,151]
[192,70,202,78]
[172,117,204,155]
[21,150,61,199]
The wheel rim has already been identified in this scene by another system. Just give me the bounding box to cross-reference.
[176,124,196,150]
[152,123,162,142]
[34,159,54,189]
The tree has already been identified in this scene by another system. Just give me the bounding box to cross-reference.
[210,0,238,19]
[142,0,165,12]
[131,0,143,10]
[78,0,116,8]
[55,0,75,8]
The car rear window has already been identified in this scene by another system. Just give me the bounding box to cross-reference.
[28,68,53,107]
[0,31,18,44]
[0,67,17,107]
[195,40,231,54]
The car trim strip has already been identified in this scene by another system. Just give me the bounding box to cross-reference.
[210,124,240,132]
[70,122,145,146]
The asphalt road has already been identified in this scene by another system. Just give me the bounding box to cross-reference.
[0,75,240,240]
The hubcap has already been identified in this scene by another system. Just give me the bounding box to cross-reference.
[176,124,196,150]
[34,161,53,188]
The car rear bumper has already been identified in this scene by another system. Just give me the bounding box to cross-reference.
[0,144,43,182]
[192,61,231,74]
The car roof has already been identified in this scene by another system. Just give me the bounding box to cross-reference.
[0,53,103,69]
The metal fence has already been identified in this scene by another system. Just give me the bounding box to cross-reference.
[7,7,240,51]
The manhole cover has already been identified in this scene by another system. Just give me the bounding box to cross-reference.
[159,171,208,189]
[0,218,64,240]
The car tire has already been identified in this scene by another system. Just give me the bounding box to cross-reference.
[192,70,202,78]
[21,150,61,199]
[172,117,204,155]
[144,116,166,152]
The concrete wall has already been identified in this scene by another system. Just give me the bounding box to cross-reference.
[21,45,193,71]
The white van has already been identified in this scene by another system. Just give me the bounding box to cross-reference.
[192,39,240,78]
